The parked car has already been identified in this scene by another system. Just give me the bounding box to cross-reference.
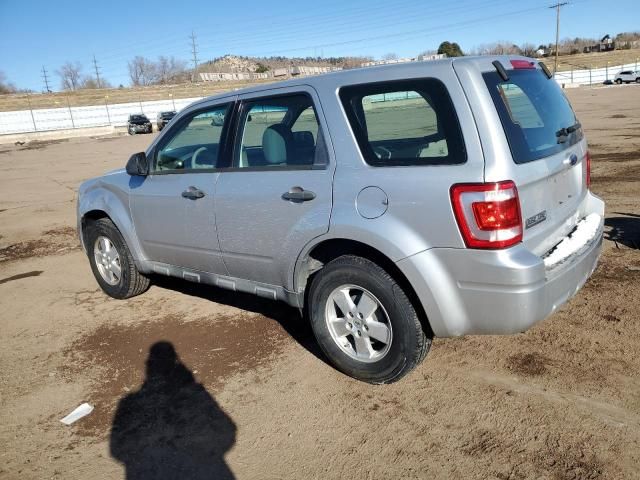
[78,57,604,384]
[613,70,640,84]
[127,114,152,135]
[156,111,176,131]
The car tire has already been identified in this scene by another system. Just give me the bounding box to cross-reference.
[85,218,150,299]
[128,126,134,135]
[308,255,430,384]
[636,78,640,84]
[615,79,622,84]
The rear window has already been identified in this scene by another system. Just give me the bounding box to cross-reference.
[339,79,466,166]
[484,69,583,164]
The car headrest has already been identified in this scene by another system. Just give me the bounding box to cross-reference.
[262,124,292,165]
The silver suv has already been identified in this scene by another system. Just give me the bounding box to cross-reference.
[614,70,640,84]
[78,57,604,383]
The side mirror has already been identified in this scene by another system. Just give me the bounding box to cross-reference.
[126,152,149,176]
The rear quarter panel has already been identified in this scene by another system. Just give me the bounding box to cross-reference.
[307,61,485,264]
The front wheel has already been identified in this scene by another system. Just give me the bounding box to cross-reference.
[615,79,623,85]
[636,78,640,84]
[308,255,430,384]
[85,218,150,299]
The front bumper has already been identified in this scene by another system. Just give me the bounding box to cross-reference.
[130,124,152,132]
[397,193,605,337]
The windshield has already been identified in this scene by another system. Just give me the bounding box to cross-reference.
[130,115,148,122]
[161,112,175,118]
[483,69,582,163]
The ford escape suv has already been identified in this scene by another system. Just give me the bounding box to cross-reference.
[78,56,604,384]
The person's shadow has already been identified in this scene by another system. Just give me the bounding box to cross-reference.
[110,342,236,479]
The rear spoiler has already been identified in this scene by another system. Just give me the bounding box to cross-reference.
[491,60,553,81]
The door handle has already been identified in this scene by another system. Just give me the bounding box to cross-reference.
[181,186,205,200]
[282,186,316,202]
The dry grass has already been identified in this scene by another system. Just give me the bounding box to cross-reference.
[555,48,640,71]
[0,79,275,113]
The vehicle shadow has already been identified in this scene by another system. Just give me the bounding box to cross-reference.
[150,275,324,361]
[605,213,640,249]
[110,341,236,479]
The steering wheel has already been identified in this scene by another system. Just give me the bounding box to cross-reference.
[191,146,210,169]
[373,146,392,160]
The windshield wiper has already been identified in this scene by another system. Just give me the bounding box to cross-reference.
[556,122,581,143]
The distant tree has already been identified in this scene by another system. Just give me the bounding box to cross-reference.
[156,56,187,84]
[437,41,464,57]
[128,56,157,86]
[472,42,521,55]
[57,62,83,91]
[255,63,269,73]
[520,43,537,57]
[0,71,17,94]
[80,76,112,89]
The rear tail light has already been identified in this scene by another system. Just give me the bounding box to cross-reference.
[450,181,523,249]
[585,151,591,188]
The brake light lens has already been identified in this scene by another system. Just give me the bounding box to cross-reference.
[585,151,591,188]
[450,181,523,249]
[510,59,535,69]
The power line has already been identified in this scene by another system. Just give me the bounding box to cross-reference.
[41,65,51,93]
[550,2,569,75]
[189,31,199,82]
[92,54,102,88]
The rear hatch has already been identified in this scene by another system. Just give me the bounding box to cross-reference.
[480,60,589,256]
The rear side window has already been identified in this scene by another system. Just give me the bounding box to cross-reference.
[339,79,466,166]
[484,69,583,163]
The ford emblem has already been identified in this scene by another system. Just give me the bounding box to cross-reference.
[569,153,578,166]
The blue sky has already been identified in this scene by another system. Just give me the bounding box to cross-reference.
[1,0,638,91]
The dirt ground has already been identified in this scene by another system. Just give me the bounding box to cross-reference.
[0,85,639,480]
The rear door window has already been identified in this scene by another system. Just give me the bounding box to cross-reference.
[234,94,327,169]
[483,69,583,163]
[339,79,466,166]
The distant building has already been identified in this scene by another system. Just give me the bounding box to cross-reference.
[417,53,446,61]
[199,65,342,83]
[583,34,616,53]
[361,54,445,68]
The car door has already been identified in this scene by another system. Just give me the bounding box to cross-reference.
[215,87,335,288]
[129,100,235,274]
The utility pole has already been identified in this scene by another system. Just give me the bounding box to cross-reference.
[189,31,199,83]
[550,2,568,76]
[41,66,51,93]
[92,54,102,88]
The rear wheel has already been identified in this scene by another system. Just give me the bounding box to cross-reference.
[308,255,430,384]
[85,218,150,299]
[636,78,640,84]
[615,79,623,84]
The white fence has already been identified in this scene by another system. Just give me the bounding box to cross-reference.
[0,97,203,135]
[554,61,639,86]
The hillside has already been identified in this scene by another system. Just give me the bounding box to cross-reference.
[198,54,371,73]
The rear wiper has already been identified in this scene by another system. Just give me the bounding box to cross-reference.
[556,122,581,143]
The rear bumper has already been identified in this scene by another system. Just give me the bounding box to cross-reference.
[397,192,605,337]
